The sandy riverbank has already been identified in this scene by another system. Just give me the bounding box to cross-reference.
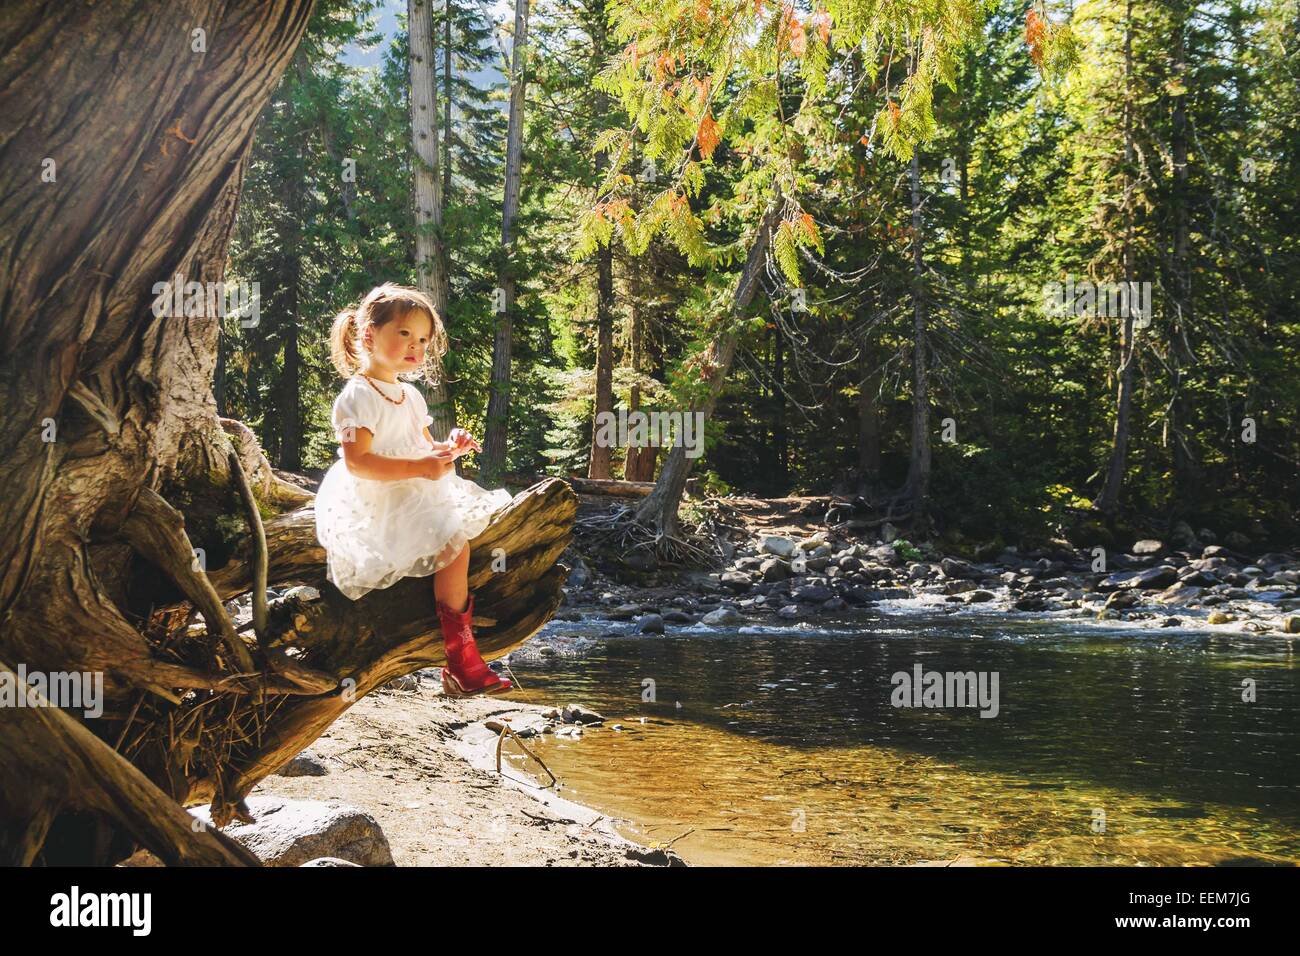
[246,676,682,866]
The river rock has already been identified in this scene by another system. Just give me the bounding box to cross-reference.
[663,609,693,624]
[701,606,744,626]
[759,558,791,582]
[908,563,933,580]
[275,751,329,778]
[762,535,799,558]
[1207,610,1235,625]
[637,613,665,634]
[821,596,847,611]
[1103,590,1140,609]
[720,570,753,593]
[866,544,900,566]
[1283,615,1300,634]
[189,797,393,867]
[300,857,361,867]
[1132,539,1165,556]
[562,703,605,725]
[607,603,642,621]
[940,557,976,579]
[793,584,834,603]
[841,586,878,605]
[964,590,996,603]
[777,604,801,620]
[1105,566,1178,590]
[1156,583,1203,605]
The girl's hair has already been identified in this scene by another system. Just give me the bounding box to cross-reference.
[329,282,448,385]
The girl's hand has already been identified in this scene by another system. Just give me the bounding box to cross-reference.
[413,450,455,480]
[430,438,470,461]
[447,428,482,455]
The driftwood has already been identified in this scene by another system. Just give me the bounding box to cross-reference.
[567,477,654,497]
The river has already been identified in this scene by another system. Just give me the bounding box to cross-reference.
[500,609,1300,865]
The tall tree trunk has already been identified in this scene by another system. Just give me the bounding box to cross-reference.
[278,124,305,471]
[857,359,882,494]
[409,0,455,440]
[588,243,615,479]
[481,0,530,483]
[1096,0,1137,516]
[624,268,656,481]
[443,0,454,201]
[587,6,615,480]
[1168,1,1198,507]
[901,149,931,524]
[633,201,781,539]
[587,9,616,478]
[772,320,789,493]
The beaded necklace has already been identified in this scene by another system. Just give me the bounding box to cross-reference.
[359,372,406,405]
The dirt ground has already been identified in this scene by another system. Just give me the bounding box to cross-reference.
[254,679,680,867]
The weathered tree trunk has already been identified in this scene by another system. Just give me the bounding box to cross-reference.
[633,200,781,540]
[409,0,456,440]
[481,0,530,483]
[1095,0,1137,516]
[0,1,572,865]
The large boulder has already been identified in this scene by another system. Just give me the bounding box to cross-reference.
[188,797,394,867]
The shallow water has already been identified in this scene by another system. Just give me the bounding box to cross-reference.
[500,610,1300,865]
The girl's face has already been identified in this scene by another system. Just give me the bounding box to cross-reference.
[363,308,434,375]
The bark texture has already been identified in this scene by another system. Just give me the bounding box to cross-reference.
[0,1,574,865]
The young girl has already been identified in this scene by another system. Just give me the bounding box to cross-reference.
[315,282,515,696]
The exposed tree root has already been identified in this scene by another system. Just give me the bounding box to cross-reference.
[0,659,259,866]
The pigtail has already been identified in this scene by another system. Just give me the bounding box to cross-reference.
[330,305,361,379]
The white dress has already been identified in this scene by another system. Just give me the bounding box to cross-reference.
[314,373,513,600]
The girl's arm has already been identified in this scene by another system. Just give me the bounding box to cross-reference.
[342,426,452,481]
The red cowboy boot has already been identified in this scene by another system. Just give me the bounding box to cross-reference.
[437,592,513,697]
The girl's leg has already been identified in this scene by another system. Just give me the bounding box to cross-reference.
[433,541,511,696]
[432,541,469,612]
